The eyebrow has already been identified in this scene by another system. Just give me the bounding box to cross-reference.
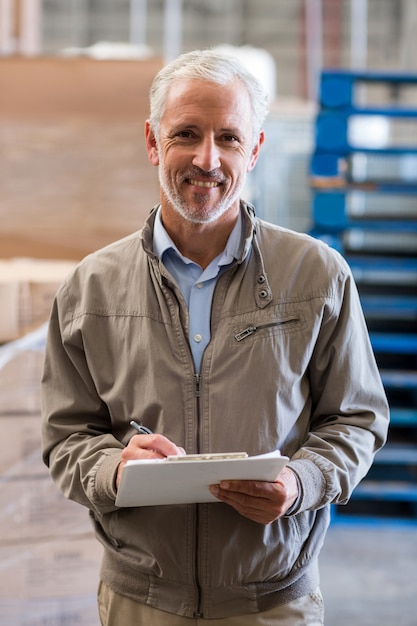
[171,123,243,137]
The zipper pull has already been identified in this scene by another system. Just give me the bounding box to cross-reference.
[194,374,201,396]
[234,326,257,342]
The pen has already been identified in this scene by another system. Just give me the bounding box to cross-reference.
[130,420,153,435]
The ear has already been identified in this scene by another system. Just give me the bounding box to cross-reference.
[247,130,265,172]
[145,120,160,166]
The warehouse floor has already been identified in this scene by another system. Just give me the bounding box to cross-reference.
[319,522,417,626]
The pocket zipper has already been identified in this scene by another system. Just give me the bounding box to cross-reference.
[234,318,300,342]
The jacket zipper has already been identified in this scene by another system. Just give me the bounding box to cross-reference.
[194,373,201,398]
[234,317,300,342]
[193,372,203,618]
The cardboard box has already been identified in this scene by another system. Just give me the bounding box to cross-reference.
[0,476,93,543]
[0,348,44,414]
[0,536,102,625]
[0,415,94,544]
[0,413,45,476]
[0,258,77,342]
[0,535,102,599]
[0,594,101,626]
[0,282,20,343]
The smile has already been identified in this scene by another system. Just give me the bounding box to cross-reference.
[188,179,221,188]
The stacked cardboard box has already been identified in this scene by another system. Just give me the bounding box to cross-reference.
[0,342,45,414]
[0,258,77,414]
[0,258,102,625]
[0,258,77,343]
[0,412,103,625]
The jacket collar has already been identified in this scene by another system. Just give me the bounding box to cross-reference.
[243,203,273,308]
[141,201,273,309]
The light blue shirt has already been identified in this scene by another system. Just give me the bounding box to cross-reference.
[153,208,244,373]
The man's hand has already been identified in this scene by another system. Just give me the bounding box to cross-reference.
[209,466,298,525]
[116,434,185,488]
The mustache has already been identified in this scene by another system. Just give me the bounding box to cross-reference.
[182,167,225,183]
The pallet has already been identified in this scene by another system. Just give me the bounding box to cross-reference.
[312,69,417,524]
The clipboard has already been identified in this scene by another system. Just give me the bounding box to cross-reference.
[115,450,288,507]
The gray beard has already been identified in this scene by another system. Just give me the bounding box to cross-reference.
[158,166,245,225]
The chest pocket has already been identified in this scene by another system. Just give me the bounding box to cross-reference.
[231,310,306,347]
[234,316,300,342]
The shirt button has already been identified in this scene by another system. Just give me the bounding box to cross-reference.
[194,333,202,343]
[196,282,203,289]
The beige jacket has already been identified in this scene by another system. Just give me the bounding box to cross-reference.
[42,203,389,618]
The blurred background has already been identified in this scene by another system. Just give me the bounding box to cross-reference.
[1,1,417,625]
[2,0,417,258]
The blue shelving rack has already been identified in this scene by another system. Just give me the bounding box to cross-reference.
[311,70,417,524]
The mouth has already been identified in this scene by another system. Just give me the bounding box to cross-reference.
[187,179,221,189]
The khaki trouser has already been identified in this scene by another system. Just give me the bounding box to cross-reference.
[98,581,324,625]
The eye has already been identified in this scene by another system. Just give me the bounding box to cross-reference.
[222,134,239,143]
[175,130,195,140]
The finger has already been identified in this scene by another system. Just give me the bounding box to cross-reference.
[124,433,183,460]
[209,482,287,524]
[218,480,280,501]
[211,483,273,508]
[210,486,278,524]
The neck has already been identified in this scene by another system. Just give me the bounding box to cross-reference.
[160,206,239,269]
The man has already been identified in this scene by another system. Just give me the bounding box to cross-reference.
[42,49,389,625]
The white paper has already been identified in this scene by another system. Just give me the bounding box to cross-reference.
[115,450,288,507]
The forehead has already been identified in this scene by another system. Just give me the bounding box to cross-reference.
[162,78,253,130]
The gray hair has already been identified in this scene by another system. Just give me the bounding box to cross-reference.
[149,49,269,145]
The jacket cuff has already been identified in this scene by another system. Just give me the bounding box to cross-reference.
[92,450,122,512]
[285,458,327,514]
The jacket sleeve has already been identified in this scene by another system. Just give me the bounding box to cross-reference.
[41,281,122,516]
[286,264,390,515]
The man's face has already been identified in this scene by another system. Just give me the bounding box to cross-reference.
[146,78,263,225]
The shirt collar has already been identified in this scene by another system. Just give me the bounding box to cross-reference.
[153,206,244,267]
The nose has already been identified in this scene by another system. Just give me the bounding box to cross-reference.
[192,136,221,172]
